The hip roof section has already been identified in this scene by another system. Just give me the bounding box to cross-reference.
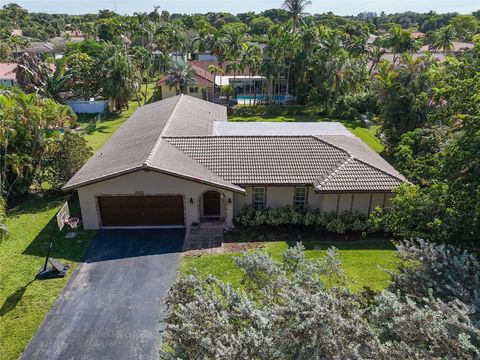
[63,95,405,193]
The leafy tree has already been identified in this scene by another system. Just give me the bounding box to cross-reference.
[393,127,449,185]
[64,52,98,100]
[0,88,76,199]
[449,15,479,41]
[377,182,460,243]
[249,16,274,36]
[37,131,92,190]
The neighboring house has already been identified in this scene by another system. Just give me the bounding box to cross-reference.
[411,31,426,40]
[12,41,55,59]
[0,62,17,87]
[192,60,268,101]
[63,95,405,230]
[63,30,85,41]
[157,63,215,101]
[379,41,475,63]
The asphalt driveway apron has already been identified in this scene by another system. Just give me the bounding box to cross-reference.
[21,229,185,360]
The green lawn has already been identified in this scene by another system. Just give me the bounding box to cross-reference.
[0,195,95,360]
[229,107,384,153]
[180,239,398,292]
[0,85,161,360]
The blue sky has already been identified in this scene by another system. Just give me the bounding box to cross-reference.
[9,0,480,16]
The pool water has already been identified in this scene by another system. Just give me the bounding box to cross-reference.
[236,95,295,104]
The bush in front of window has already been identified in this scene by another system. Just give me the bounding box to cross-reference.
[233,205,382,235]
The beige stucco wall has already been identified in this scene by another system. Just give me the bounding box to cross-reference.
[77,170,234,230]
[239,186,391,216]
[160,85,213,101]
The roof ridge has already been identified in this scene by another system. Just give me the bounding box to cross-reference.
[163,135,347,139]
[348,157,406,182]
[143,94,184,166]
[316,157,354,187]
[315,135,404,181]
[148,141,244,193]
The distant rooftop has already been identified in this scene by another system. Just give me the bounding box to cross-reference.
[212,121,353,137]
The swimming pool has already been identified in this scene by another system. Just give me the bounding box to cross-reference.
[236,94,295,104]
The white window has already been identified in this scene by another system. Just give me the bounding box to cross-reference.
[293,187,307,208]
[252,187,266,209]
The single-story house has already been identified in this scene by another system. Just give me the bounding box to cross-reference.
[157,63,214,101]
[63,95,405,230]
[0,62,17,87]
[12,41,55,60]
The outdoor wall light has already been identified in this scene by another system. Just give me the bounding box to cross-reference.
[228,198,232,204]
[189,198,194,205]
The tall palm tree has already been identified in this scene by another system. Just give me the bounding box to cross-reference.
[208,64,224,102]
[433,26,456,53]
[101,46,138,111]
[282,0,312,32]
[165,62,196,95]
[240,43,262,107]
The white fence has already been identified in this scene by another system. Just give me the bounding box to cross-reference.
[66,100,109,114]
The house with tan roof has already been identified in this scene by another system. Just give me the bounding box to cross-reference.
[157,63,215,101]
[63,95,405,230]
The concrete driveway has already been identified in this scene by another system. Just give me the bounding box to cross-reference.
[21,229,185,360]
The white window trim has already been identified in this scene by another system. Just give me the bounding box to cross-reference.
[252,187,266,209]
[293,187,308,208]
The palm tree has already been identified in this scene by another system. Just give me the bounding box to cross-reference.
[165,62,196,95]
[367,44,386,75]
[433,26,456,53]
[168,24,186,63]
[208,64,224,102]
[240,43,262,107]
[384,25,416,63]
[101,46,138,111]
[282,0,312,32]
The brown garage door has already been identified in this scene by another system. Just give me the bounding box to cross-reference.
[98,195,184,227]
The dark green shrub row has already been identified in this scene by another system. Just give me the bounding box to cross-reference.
[233,205,382,234]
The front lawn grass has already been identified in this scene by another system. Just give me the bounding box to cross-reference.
[0,84,159,360]
[0,195,94,360]
[229,106,384,153]
[180,238,398,293]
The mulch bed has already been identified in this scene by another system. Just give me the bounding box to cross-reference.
[183,242,265,256]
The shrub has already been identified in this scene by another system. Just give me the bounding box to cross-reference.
[387,239,480,324]
[162,240,480,359]
[233,206,378,235]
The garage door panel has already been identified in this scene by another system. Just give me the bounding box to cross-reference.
[98,195,184,227]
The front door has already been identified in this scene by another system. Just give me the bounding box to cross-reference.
[203,191,221,217]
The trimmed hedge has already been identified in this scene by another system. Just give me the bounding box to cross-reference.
[233,205,380,235]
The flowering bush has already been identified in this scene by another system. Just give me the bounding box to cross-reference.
[233,205,375,234]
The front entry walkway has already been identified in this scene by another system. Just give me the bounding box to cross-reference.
[21,229,185,360]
